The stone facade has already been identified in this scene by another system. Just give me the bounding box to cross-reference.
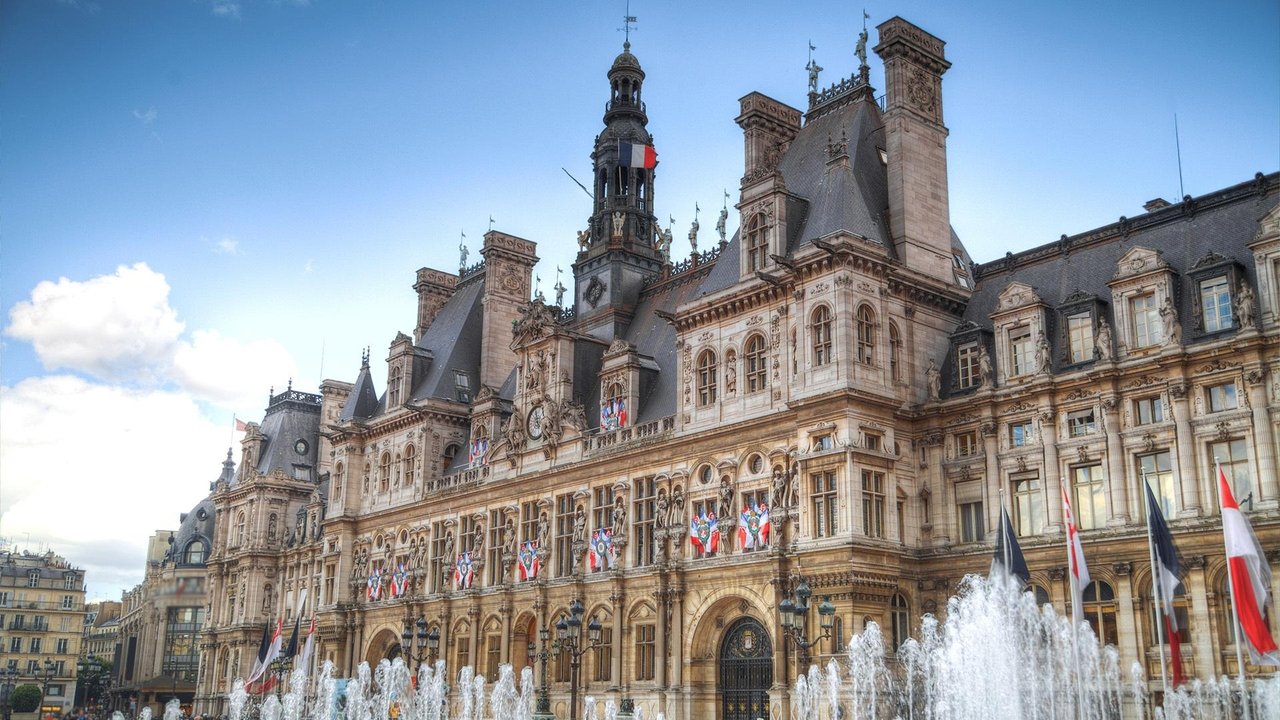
[193,16,1278,720]
[0,550,86,715]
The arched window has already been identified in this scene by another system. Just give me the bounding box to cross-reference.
[1082,581,1118,646]
[697,350,718,406]
[602,382,625,430]
[811,306,833,366]
[746,214,768,272]
[442,443,460,469]
[856,305,876,364]
[888,322,902,380]
[1030,584,1052,607]
[744,334,767,393]
[236,512,246,546]
[333,461,345,502]
[379,453,391,492]
[891,593,910,649]
[403,445,417,483]
[183,540,206,565]
[388,365,403,406]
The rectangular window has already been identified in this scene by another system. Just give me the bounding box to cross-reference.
[632,478,656,567]
[956,343,978,388]
[453,371,471,402]
[1131,293,1160,347]
[812,433,834,451]
[554,494,575,578]
[1072,465,1106,530]
[1010,421,1033,447]
[486,509,503,586]
[861,470,885,538]
[1011,474,1043,537]
[958,501,984,543]
[1210,438,1252,501]
[635,624,655,681]
[1200,276,1233,332]
[1067,409,1096,437]
[429,521,448,594]
[63,575,77,590]
[485,635,501,682]
[520,501,539,545]
[0,592,8,607]
[27,572,39,588]
[592,485,615,532]
[1137,451,1175,518]
[162,606,203,682]
[8,638,19,653]
[593,627,613,682]
[690,499,718,558]
[810,472,838,538]
[55,638,69,654]
[1207,382,1239,412]
[29,637,41,653]
[1066,312,1092,364]
[1009,326,1033,376]
[1133,396,1164,425]
[954,431,978,458]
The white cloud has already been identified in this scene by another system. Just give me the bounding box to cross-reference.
[214,237,240,255]
[0,375,231,599]
[5,263,184,383]
[172,329,298,408]
[211,1,241,19]
[303,259,314,273]
[132,106,157,125]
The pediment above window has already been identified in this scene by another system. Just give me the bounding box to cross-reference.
[1111,246,1170,282]
[994,282,1043,312]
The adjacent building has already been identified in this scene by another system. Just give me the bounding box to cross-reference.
[194,16,1279,720]
[0,549,87,715]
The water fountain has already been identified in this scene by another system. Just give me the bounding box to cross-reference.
[204,574,1278,720]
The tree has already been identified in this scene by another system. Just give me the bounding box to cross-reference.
[10,684,42,712]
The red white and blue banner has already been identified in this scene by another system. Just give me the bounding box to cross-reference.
[518,541,540,581]
[738,502,770,550]
[454,551,475,590]
[589,528,616,571]
[617,140,657,169]
[600,398,628,430]
[366,565,383,601]
[1062,487,1091,626]
[1144,480,1186,687]
[390,563,410,599]
[689,508,720,554]
[468,436,489,465]
[1218,466,1280,666]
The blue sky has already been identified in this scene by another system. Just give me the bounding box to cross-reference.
[1,0,1276,598]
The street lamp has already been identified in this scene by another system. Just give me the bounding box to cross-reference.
[528,625,553,718]
[1,667,19,720]
[400,618,440,669]
[37,660,57,713]
[554,599,603,720]
[75,658,103,710]
[778,579,835,669]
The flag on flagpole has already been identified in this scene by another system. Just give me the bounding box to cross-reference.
[1062,487,1091,625]
[1144,480,1186,686]
[1218,466,1280,666]
[234,417,248,432]
[618,140,657,169]
[245,621,272,684]
[298,614,316,675]
[989,505,1030,586]
[283,615,301,659]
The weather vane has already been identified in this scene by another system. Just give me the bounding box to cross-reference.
[621,0,637,45]
[488,215,495,232]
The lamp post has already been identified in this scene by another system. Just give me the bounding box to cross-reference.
[400,618,440,670]
[1,667,19,720]
[556,599,603,720]
[75,658,103,710]
[527,626,553,719]
[778,579,835,670]
[37,660,57,713]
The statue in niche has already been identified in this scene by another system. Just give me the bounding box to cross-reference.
[667,486,686,529]
[472,523,484,556]
[268,514,277,541]
[717,477,734,519]
[977,345,993,387]
[926,360,941,401]
[442,531,455,562]
[1235,280,1256,328]
[536,512,550,548]
[654,489,670,530]
[262,584,274,614]
[725,351,737,394]
[503,517,517,554]
[1095,319,1114,361]
[1160,296,1181,345]
[572,505,587,543]
[612,211,625,238]
[612,496,627,531]
[1034,332,1052,374]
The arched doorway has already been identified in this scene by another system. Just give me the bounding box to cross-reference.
[718,617,772,720]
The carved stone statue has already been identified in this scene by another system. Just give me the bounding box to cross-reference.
[668,487,686,529]
[688,217,700,254]
[459,241,468,270]
[772,468,787,508]
[572,505,587,544]
[1236,280,1256,328]
[536,512,550,548]
[656,226,673,262]
[472,523,485,555]
[612,496,627,531]
[554,280,566,307]
[977,345,993,387]
[855,29,869,68]
[1160,296,1181,345]
[654,489,670,530]
[1034,332,1051,374]
[717,477,734,519]
[926,360,941,401]
[716,206,728,244]
[725,352,737,394]
[577,227,591,252]
[503,517,517,554]
[1095,318,1114,361]
[806,58,823,94]
[442,531,455,562]
[612,211,625,238]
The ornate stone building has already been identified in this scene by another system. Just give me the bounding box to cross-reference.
[0,549,86,715]
[194,16,1279,720]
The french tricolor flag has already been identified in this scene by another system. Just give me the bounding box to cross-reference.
[618,140,657,169]
[1218,466,1280,667]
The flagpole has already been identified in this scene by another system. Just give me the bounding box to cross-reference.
[1216,460,1252,720]
[1143,479,1170,703]
[1063,490,1086,720]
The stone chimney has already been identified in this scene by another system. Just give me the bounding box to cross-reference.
[413,268,458,342]
[480,231,539,390]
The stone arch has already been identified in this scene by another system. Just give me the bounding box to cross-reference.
[363,626,402,667]
[685,588,776,713]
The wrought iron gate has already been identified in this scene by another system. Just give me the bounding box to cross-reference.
[718,617,772,720]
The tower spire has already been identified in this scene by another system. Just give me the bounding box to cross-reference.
[622,1,637,48]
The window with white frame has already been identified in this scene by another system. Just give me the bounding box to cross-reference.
[1067,409,1096,437]
[1011,473,1043,537]
[956,342,978,389]
[1008,326,1033,376]
[1130,293,1160,348]
[1137,451,1174,518]
[696,350,718,406]
[1066,312,1092,363]
[810,471,838,538]
[811,306,833,366]
[954,430,978,458]
[958,500,984,543]
[1199,276,1233,332]
[744,333,767,393]
[1072,465,1105,530]
[1209,438,1252,501]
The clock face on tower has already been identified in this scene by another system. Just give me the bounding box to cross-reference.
[527,406,545,439]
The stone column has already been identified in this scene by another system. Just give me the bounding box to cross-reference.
[654,583,668,695]
[1169,382,1201,516]
[610,588,624,691]
[1185,556,1212,681]
[1112,562,1140,670]
[1040,409,1063,531]
[1245,370,1279,506]
[500,599,513,667]
[922,429,948,543]
[983,420,1000,535]
[467,605,481,675]
[1102,397,1131,524]
[670,583,685,690]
